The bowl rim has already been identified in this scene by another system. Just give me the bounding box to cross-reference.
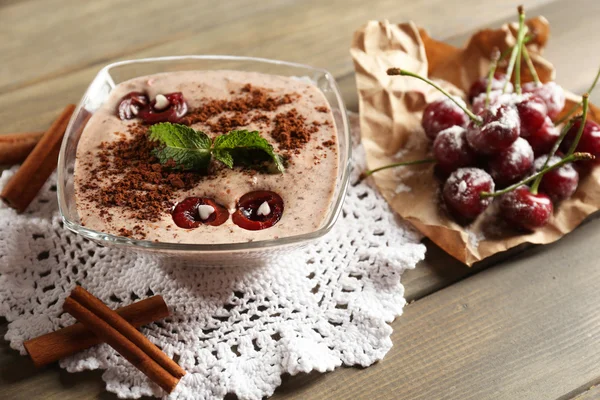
[57,55,351,252]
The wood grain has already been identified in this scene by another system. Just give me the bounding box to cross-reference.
[1,0,600,399]
[272,218,600,400]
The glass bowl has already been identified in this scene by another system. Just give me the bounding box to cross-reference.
[57,56,351,266]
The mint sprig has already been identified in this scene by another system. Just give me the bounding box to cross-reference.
[148,123,284,173]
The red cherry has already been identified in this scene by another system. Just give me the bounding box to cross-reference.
[524,116,559,156]
[433,126,477,175]
[117,92,148,120]
[172,197,229,229]
[421,98,469,140]
[138,92,189,124]
[466,105,520,154]
[499,186,553,230]
[232,191,284,230]
[471,91,513,115]
[522,81,565,120]
[468,72,513,103]
[442,168,494,222]
[516,95,548,137]
[560,119,600,160]
[489,138,534,187]
[533,155,579,202]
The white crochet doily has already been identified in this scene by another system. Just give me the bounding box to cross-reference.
[0,117,426,400]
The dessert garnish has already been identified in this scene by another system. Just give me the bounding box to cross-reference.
[148,122,285,173]
[117,91,188,123]
[232,190,284,230]
[358,5,600,232]
[171,197,229,229]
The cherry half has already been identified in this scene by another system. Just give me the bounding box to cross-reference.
[138,92,189,124]
[499,185,553,230]
[442,167,495,222]
[466,105,520,154]
[172,197,229,229]
[232,191,284,231]
[421,98,469,140]
[117,92,148,120]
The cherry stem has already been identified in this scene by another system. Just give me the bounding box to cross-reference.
[387,68,482,125]
[529,118,576,193]
[485,48,501,108]
[480,152,595,198]
[555,67,600,125]
[513,7,527,94]
[566,93,590,156]
[521,46,540,85]
[359,158,436,181]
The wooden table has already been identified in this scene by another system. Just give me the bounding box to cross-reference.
[2,0,600,399]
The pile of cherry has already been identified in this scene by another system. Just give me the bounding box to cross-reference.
[379,8,600,232]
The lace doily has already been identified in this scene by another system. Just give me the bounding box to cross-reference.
[0,117,426,399]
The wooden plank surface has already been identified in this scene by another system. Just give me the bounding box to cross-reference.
[1,0,600,399]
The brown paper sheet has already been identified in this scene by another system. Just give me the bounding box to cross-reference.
[351,18,600,266]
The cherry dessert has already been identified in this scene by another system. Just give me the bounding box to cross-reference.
[172,197,229,229]
[138,92,189,124]
[534,155,579,202]
[466,105,520,154]
[117,92,148,120]
[442,167,495,222]
[499,185,553,230]
[433,126,476,175]
[232,190,284,231]
[488,137,534,187]
[421,98,469,140]
[560,119,600,161]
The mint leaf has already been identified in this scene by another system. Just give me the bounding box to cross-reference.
[213,130,285,173]
[148,123,212,171]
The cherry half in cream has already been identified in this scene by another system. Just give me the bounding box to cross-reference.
[117,91,188,123]
[232,191,284,230]
[172,197,229,229]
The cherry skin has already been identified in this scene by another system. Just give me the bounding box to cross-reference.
[117,92,148,120]
[516,95,548,137]
[433,126,477,175]
[533,155,579,202]
[172,197,229,229]
[232,191,284,230]
[138,92,189,124]
[466,105,520,154]
[471,91,514,115]
[489,137,534,187]
[560,119,600,161]
[442,167,495,222]
[421,98,469,140]
[525,116,560,156]
[468,72,513,103]
[499,186,553,230]
[522,81,565,120]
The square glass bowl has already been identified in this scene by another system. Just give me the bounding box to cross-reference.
[57,56,351,265]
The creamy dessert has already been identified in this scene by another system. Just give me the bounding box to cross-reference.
[74,70,339,244]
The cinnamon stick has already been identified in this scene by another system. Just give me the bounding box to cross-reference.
[63,296,181,393]
[0,131,44,165]
[1,104,75,212]
[24,295,169,368]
